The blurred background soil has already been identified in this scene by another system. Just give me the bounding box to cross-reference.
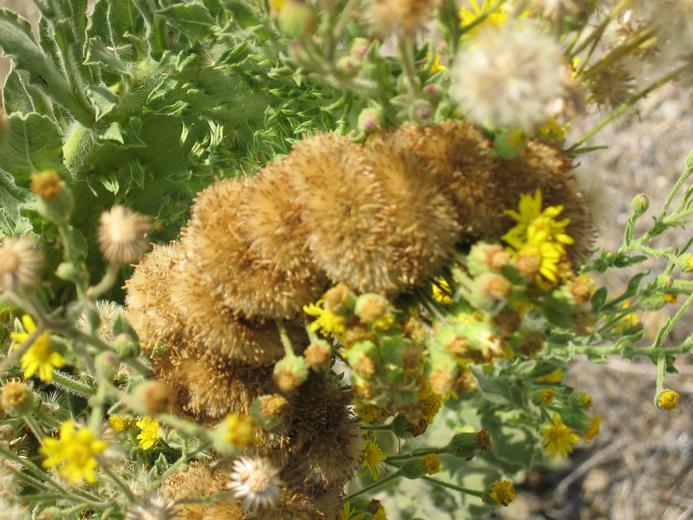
[1,1,691,519]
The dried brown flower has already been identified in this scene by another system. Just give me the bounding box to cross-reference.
[98,205,151,265]
[0,236,43,291]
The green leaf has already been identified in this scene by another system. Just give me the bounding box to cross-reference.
[0,113,64,186]
[156,3,216,38]
[0,9,94,126]
[591,287,607,312]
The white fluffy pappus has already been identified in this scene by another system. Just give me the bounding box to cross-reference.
[451,22,569,131]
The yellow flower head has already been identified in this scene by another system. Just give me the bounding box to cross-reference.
[536,368,563,383]
[303,301,346,340]
[361,437,386,479]
[460,0,511,34]
[538,388,555,406]
[543,413,579,459]
[657,389,679,410]
[584,416,600,444]
[136,417,160,451]
[41,420,107,484]
[11,315,64,382]
[537,117,568,144]
[108,415,133,433]
[423,453,442,475]
[581,393,593,408]
[372,506,388,520]
[223,413,256,449]
[488,479,516,506]
[432,278,453,305]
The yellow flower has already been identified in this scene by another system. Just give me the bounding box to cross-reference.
[303,301,346,340]
[537,117,568,144]
[432,278,453,304]
[423,453,442,475]
[488,479,516,506]
[41,420,107,484]
[10,315,64,382]
[584,416,600,444]
[536,367,563,383]
[136,417,159,450]
[517,239,564,283]
[460,0,510,34]
[538,388,555,406]
[543,413,579,459]
[617,300,641,332]
[581,393,592,408]
[108,415,133,432]
[430,52,447,73]
[503,190,573,250]
[361,437,386,479]
[223,413,256,449]
[657,389,679,410]
[372,506,388,520]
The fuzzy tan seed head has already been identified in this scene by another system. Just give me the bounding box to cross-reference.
[98,205,150,266]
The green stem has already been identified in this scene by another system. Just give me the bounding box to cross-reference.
[276,320,295,357]
[345,470,402,500]
[421,475,485,498]
[86,264,120,300]
[52,370,97,395]
[23,415,44,442]
[398,36,421,96]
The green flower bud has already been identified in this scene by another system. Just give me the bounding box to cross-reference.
[423,83,442,98]
[347,341,377,379]
[278,1,315,38]
[113,332,139,359]
[323,283,356,316]
[355,293,389,324]
[470,272,512,312]
[411,100,433,122]
[56,262,84,285]
[467,242,511,277]
[400,458,429,479]
[250,394,290,430]
[630,193,649,217]
[273,355,309,393]
[30,170,74,224]
[303,339,333,371]
[445,428,490,459]
[494,129,526,159]
[358,108,382,134]
[337,56,360,78]
[350,38,370,59]
[1,381,35,416]
[94,351,120,381]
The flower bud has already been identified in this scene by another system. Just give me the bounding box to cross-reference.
[250,394,290,430]
[214,413,257,454]
[350,38,370,59]
[56,261,83,285]
[336,56,360,78]
[31,170,74,224]
[273,355,309,393]
[494,129,526,159]
[681,254,693,272]
[657,389,679,410]
[323,283,356,315]
[358,107,382,134]
[445,428,490,459]
[630,193,649,218]
[113,332,139,359]
[424,83,442,98]
[1,381,35,416]
[94,351,120,381]
[568,275,595,305]
[400,453,442,479]
[303,339,333,371]
[130,381,175,415]
[467,242,512,277]
[475,272,511,304]
[354,293,389,324]
[278,1,315,38]
[411,100,433,122]
[347,341,377,379]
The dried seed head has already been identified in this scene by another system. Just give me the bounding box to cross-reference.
[228,457,282,511]
[366,0,436,38]
[0,236,43,291]
[131,381,175,415]
[98,205,150,265]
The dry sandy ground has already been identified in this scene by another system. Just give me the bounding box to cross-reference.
[1,2,691,519]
